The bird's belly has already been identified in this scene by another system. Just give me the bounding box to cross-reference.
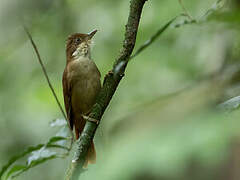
[71,70,101,114]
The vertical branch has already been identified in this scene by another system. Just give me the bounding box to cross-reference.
[66,0,147,179]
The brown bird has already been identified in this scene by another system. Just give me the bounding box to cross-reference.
[62,30,101,166]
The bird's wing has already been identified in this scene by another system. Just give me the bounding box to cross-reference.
[62,68,73,130]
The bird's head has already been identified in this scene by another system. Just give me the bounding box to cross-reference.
[66,29,97,62]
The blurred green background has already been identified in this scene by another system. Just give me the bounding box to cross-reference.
[1,0,240,179]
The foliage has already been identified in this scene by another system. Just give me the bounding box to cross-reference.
[0,120,70,180]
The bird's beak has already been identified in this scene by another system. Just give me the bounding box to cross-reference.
[88,29,97,39]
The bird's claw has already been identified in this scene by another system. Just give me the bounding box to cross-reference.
[82,115,99,124]
[108,70,114,75]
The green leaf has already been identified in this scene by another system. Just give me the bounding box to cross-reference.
[0,144,45,179]
[5,165,26,180]
[27,147,57,165]
[5,148,58,179]
[218,96,240,111]
[12,155,57,179]
[47,136,68,145]
[0,136,69,179]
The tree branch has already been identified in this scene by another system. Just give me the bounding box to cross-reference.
[67,0,147,179]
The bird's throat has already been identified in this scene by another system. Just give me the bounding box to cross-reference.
[72,42,91,60]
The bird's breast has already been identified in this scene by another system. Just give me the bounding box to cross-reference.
[67,57,101,114]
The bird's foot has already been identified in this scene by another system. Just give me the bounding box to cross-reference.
[82,115,99,125]
[108,70,113,75]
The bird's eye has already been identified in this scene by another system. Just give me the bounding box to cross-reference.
[75,38,81,43]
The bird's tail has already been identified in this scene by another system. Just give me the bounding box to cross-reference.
[74,115,96,168]
[83,141,96,168]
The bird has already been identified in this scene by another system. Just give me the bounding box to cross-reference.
[62,30,101,166]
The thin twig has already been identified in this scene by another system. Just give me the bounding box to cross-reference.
[130,0,225,61]
[130,17,177,60]
[22,26,73,138]
[178,0,193,20]
[200,0,226,20]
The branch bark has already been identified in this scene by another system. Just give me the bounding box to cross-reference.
[66,0,147,179]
